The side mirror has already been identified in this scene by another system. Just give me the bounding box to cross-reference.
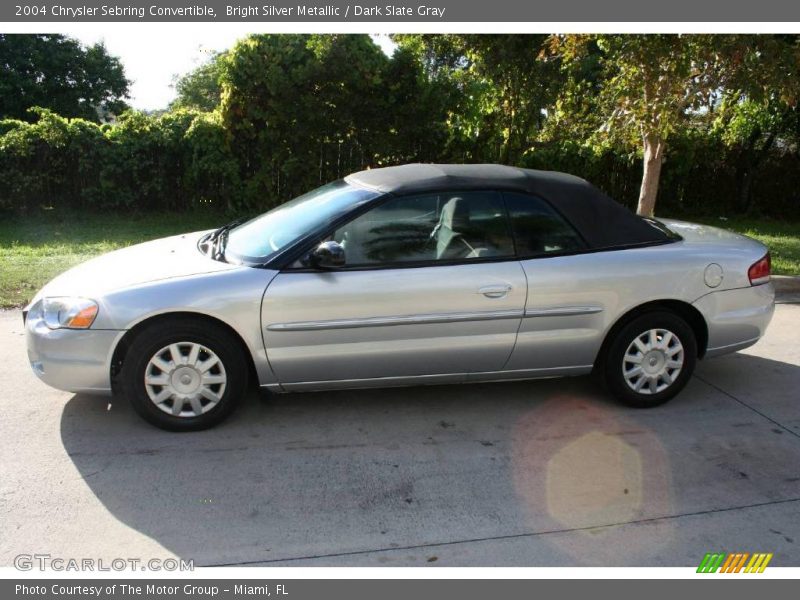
[310,240,346,269]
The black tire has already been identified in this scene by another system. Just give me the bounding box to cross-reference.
[603,310,697,408]
[120,318,248,431]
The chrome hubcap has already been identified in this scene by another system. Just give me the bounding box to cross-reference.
[622,328,684,395]
[144,342,227,418]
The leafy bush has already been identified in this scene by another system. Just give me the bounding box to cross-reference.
[1,34,798,220]
[522,131,800,219]
[0,108,239,214]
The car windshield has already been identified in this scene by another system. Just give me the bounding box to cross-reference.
[223,180,379,264]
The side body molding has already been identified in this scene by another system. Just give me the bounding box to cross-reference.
[266,309,524,332]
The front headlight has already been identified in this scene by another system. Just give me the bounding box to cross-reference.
[42,297,99,329]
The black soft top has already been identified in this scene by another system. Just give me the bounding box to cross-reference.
[346,163,668,249]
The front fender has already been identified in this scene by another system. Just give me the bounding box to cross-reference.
[98,267,280,387]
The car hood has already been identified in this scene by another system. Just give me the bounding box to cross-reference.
[34,230,241,300]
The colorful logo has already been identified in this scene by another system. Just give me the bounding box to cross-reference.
[697,552,773,573]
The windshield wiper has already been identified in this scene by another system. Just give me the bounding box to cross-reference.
[206,217,248,261]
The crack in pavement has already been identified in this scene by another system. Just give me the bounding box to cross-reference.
[201,496,800,567]
[693,373,800,441]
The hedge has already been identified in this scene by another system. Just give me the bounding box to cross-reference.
[1,108,799,219]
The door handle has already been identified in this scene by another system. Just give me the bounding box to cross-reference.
[479,284,512,298]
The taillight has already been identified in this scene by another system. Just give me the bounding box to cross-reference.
[748,253,771,286]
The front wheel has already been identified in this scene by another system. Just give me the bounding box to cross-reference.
[120,319,248,431]
[603,311,697,408]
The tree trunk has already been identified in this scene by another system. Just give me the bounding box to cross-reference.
[736,129,777,214]
[498,138,510,165]
[736,165,754,213]
[636,134,665,217]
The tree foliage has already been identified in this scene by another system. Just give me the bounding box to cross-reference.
[219,34,451,206]
[393,34,559,164]
[2,33,800,219]
[171,52,226,112]
[0,34,130,122]
[548,34,800,215]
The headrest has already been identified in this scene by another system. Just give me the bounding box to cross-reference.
[440,197,470,230]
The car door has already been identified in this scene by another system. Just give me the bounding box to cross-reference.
[499,192,608,373]
[261,191,528,390]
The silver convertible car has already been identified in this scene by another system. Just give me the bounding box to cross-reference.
[25,164,775,430]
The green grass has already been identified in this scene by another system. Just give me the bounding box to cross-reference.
[0,211,222,308]
[0,211,798,309]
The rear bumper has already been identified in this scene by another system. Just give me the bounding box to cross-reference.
[693,283,775,358]
[25,308,121,395]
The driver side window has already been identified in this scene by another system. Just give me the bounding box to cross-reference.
[332,192,514,267]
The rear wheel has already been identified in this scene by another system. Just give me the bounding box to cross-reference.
[120,319,248,431]
[603,311,697,408]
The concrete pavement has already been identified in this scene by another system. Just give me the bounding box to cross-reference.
[1,305,798,567]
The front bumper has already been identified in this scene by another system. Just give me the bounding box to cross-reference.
[693,282,775,358]
[25,308,123,395]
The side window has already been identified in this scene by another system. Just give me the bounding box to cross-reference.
[332,191,514,267]
[503,192,587,257]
